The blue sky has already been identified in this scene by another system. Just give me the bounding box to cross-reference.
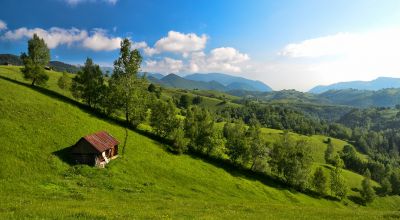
[1,0,400,90]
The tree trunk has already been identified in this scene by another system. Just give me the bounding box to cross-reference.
[31,78,36,86]
[125,104,129,124]
[122,128,128,156]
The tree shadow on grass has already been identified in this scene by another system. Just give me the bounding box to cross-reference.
[52,145,75,166]
[348,195,365,206]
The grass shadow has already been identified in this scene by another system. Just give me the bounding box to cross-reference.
[348,195,365,206]
[53,145,75,166]
[187,150,284,189]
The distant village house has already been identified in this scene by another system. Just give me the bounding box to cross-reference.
[72,131,119,168]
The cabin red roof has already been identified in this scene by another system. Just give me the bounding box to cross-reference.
[83,131,119,152]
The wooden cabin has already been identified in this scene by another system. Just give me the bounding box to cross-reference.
[71,131,119,168]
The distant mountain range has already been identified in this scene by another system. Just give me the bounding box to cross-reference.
[146,72,273,92]
[309,77,400,93]
[184,73,272,92]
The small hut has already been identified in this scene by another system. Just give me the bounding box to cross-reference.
[71,131,119,168]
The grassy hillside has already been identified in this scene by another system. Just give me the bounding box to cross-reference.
[1,66,400,219]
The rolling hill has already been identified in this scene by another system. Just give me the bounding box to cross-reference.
[1,65,400,219]
[319,88,400,108]
[310,77,400,94]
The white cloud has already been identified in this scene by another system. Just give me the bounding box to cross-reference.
[3,27,88,48]
[142,47,250,74]
[190,47,250,73]
[65,0,117,6]
[1,26,122,51]
[144,57,184,73]
[145,31,207,56]
[0,20,7,30]
[82,29,121,51]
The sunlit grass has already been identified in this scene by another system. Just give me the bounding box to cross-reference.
[0,66,400,219]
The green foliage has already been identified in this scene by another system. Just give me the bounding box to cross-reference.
[148,83,156,92]
[168,121,189,154]
[360,170,376,204]
[324,141,335,165]
[179,94,191,109]
[312,167,328,196]
[330,164,348,200]
[150,99,179,138]
[380,177,392,195]
[112,38,142,79]
[71,58,105,108]
[390,171,400,195]
[269,132,313,190]
[57,72,71,90]
[110,38,148,127]
[192,95,203,105]
[224,121,250,165]
[185,106,223,155]
[248,117,269,172]
[20,34,50,86]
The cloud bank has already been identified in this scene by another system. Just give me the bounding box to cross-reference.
[1,26,121,51]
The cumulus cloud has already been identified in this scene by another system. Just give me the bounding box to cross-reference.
[65,0,118,6]
[0,20,7,30]
[1,26,122,51]
[3,27,88,48]
[189,47,250,73]
[142,47,250,74]
[82,29,121,51]
[144,57,184,73]
[145,31,207,56]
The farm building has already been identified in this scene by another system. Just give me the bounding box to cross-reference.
[71,131,119,168]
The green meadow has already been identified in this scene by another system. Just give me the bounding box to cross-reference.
[1,66,400,219]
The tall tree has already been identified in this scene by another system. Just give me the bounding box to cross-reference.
[150,99,179,138]
[169,121,189,154]
[360,169,376,204]
[324,141,335,165]
[380,177,392,195]
[110,38,148,127]
[185,106,223,155]
[330,156,348,200]
[71,58,105,108]
[224,121,250,165]
[390,171,400,195]
[269,132,313,190]
[248,117,268,172]
[20,33,50,86]
[312,167,328,196]
[57,72,71,90]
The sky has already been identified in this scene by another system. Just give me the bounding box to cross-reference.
[1,0,400,91]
